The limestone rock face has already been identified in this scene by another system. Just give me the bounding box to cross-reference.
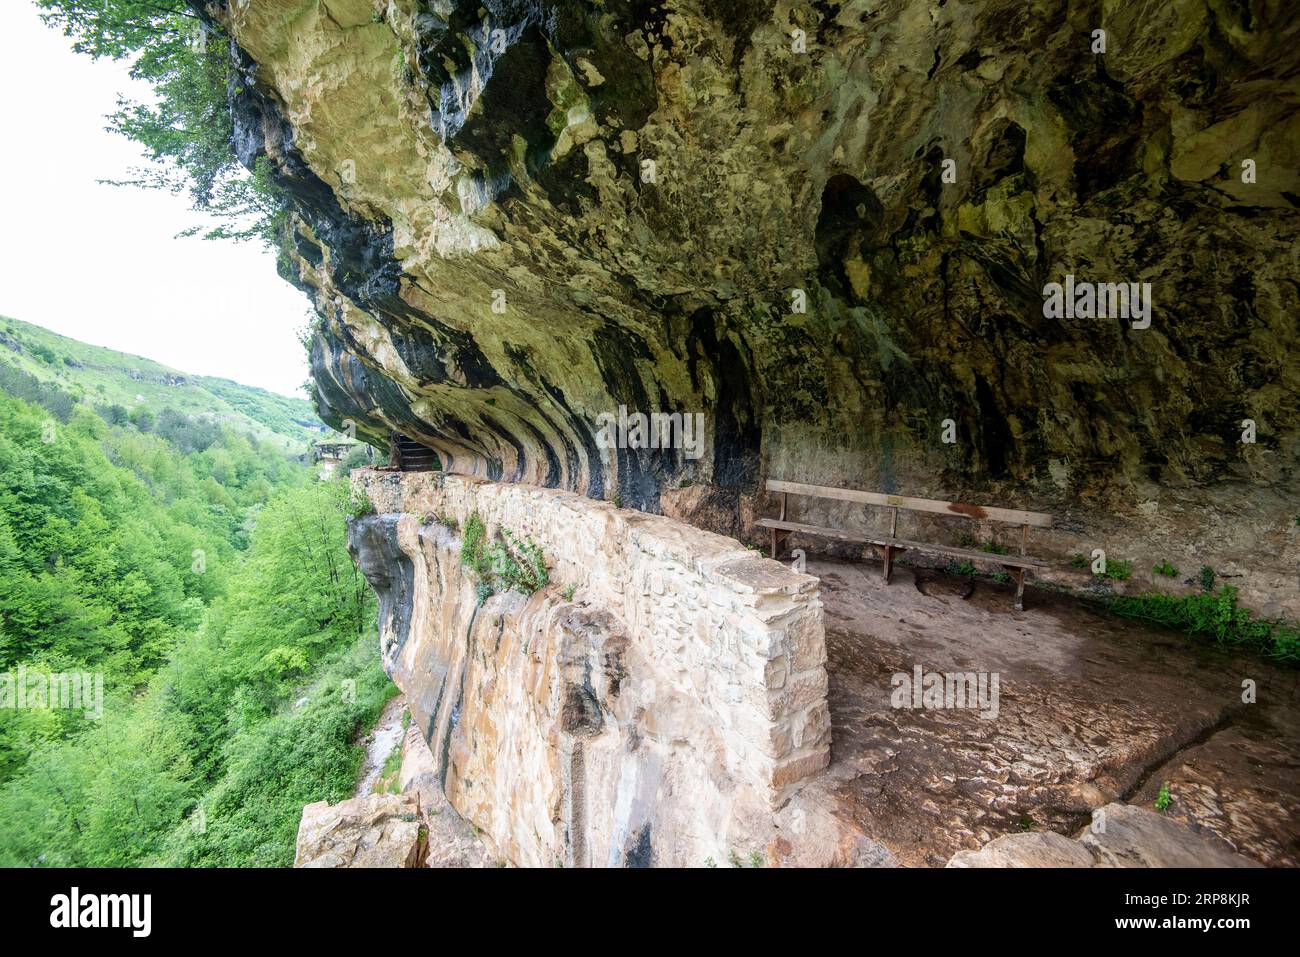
[946,802,1260,868]
[947,831,1097,868]
[294,792,423,867]
[1079,803,1260,868]
[398,722,494,867]
[214,0,1299,606]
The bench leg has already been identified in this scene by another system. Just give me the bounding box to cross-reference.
[883,545,894,584]
[769,529,790,560]
[1013,568,1026,611]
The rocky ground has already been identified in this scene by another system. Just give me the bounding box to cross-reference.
[297,698,495,868]
[807,556,1299,866]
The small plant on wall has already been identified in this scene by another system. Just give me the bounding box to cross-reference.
[460,511,550,597]
[346,485,375,518]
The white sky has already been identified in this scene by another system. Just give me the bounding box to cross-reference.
[0,1,313,396]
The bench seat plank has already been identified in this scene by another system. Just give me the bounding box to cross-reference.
[765,480,1053,528]
[755,518,1049,568]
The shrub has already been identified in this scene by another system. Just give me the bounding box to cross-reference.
[1152,560,1178,577]
[1198,565,1216,593]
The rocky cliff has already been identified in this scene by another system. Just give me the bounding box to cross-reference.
[213,1,1298,596]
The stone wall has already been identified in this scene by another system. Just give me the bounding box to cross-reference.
[348,467,829,866]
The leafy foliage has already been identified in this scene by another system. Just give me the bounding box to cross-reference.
[460,512,550,597]
[1198,565,1216,593]
[1108,586,1300,663]
[1102,557,1132,581]
[0,383,384,866]
[36,1,286,244]
[1155,782,1172,812]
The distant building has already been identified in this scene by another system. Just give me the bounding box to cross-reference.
[312,438,363,478]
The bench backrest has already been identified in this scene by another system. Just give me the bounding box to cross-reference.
[766,479,1053,528]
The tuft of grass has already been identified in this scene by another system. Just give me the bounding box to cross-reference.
[461,513,490,576]
[979,540,1008,555]
[1073,552,1132,580]
[562,583,577,601]
[1108,585,1300,662]
[1152,560,1178,577]
[1155,782,1172,813]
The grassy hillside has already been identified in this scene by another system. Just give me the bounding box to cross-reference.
[0,316,322,450]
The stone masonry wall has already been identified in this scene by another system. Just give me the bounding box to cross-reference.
[348,467,830,864]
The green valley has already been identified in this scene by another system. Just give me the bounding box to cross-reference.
[0,319,391,867]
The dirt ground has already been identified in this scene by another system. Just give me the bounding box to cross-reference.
[806,556,1300,866]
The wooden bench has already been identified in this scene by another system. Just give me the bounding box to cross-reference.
[757,479,1054,610]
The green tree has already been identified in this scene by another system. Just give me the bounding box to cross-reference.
[37,1,285,244]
